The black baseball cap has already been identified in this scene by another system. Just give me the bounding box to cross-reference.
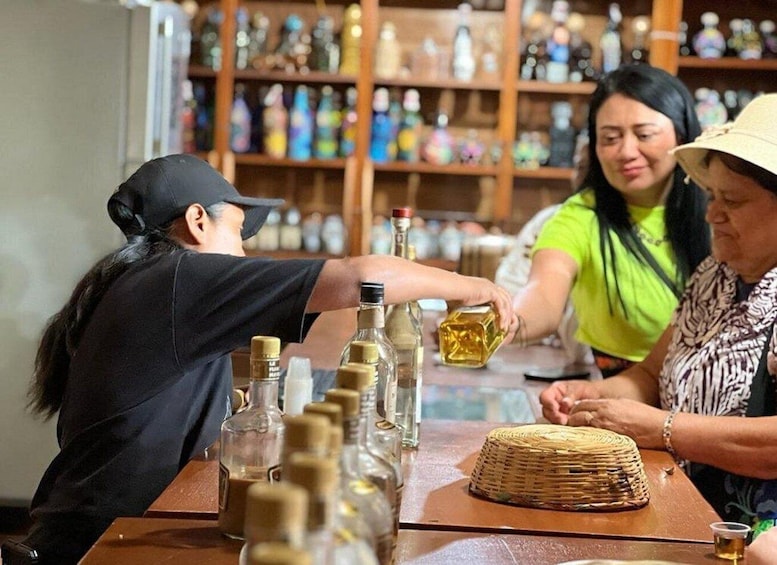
[108,154,283,240]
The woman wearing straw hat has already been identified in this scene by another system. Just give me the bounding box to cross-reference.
[540,93,777,534]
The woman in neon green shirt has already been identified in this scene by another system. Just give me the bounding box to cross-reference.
[513,64,710,376]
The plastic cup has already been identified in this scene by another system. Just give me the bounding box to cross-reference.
[710,521,750,560]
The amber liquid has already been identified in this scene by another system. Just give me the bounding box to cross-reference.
[218,471,268,539]
[713,534,746,560]
[439,306,505,368]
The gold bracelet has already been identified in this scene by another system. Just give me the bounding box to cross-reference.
[662,409,679,457]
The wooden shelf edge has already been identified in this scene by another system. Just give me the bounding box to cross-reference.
[678,57,777,71]
[373,162,499,176]
[233,69,357,85]
[513,167,574,180]
[233,154,347,170]
[517,80,597,95]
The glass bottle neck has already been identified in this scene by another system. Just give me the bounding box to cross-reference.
[391,221,409,260]
[357,303,385,331]
[248,378,279,410]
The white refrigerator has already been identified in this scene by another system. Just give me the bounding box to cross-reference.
[0,0,190,505]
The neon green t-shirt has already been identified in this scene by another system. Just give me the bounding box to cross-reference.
[532,190,678,362]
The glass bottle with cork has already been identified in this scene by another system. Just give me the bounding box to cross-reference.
[385,207,424,448]
[219,336,284,540]
[324,389,394,565]
[303,402,380,559]
[337,362,403,544]
[340,282,398,424]
[238,482,308,565]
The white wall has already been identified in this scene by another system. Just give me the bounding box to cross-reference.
[0,1,130,504]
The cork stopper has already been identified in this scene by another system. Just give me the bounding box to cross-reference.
[324,388,360,418]
[347,341,379,365]
[285,452,337,494]
[336,363,374,391]
[251,336,281,359]
[303,402,343,427]
[248,543,312,565]
[244,483,307,535]
[283,414,330,451]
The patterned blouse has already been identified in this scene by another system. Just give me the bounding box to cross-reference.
[659,256,777,528]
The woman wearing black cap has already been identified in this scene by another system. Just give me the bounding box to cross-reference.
[11,154,518,564]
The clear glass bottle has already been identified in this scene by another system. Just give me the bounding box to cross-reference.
[438,305,506,368]
[385,208,424,448]
[278,413,331,482]
[219,336,284,540]
[248,542,312,565]
[303,402,379,557]
[452,2,476,81]
[340,282,398,424]
[285,453,336,565]
[239,482,307,565]
[324,389,394,565]
[337,361,403,544]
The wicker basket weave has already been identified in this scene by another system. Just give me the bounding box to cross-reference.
[469,425,650,511]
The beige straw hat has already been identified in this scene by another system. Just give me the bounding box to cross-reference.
[671,93,777,187]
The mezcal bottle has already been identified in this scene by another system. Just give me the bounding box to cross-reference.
[340,283,398,424]
[384,208,423,448]
[438,305,506,368]
[219,336,283,539]
[337,361,403,544]
[239,482,307,565]
[325,389,394,565]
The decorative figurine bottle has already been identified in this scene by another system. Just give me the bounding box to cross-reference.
[262,84,288,159]
[288,85,313,161]
[247,11,270,70]
[545,0,571,83]
[314,85,340,160]
[452,3,476,81]
[396,89,423,163]
[599,3,622,74]
[374,21,402,80]
[739,19,764,60]
[200,8,223,69]
[421,112,454,166]
[369,87,393,163]
[339,87,358,158]
[438,305,506,368]
[548,101,576,168]
[567,12,594,82]
[693,12,726,59]
[340,4,363,75]
[230,83,252,154]
[384,208,424,448]
[219,336,284,540]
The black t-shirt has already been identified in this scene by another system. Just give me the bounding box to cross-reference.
[29,250,325,531]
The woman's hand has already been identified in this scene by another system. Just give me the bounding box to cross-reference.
[748,526,777,565]
[568,398,666,449]
[539,380,602,425]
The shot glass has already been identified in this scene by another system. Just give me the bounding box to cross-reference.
[710,521,751,560]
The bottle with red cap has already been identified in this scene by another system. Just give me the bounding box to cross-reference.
[384,207,424,448]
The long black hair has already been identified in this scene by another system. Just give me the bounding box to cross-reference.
[581,63,710,315]
[27,200,226,419]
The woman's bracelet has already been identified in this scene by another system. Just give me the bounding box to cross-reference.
[662,409,679,457]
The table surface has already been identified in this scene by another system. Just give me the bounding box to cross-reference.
[146,419,719,544]
[81,518,720,565]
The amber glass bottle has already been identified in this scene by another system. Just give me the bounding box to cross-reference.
[438,305,506,368]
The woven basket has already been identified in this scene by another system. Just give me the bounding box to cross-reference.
[469,424,650,511]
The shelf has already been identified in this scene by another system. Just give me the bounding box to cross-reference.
[374,76,502,92]
[678,57,777,71]
[373,161,499,176]
[513,167,574,181]
[232,69,357,86]
[234,154,347,170]
[516,81,598,95]
[188,64,217,79]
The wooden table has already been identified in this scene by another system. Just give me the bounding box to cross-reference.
[147,420,719,544]
[81,518,719,565]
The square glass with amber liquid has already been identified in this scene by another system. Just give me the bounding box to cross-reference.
[438,305,505,368]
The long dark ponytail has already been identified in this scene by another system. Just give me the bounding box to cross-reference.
[581,63,710,315]
[27,200,225,419]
